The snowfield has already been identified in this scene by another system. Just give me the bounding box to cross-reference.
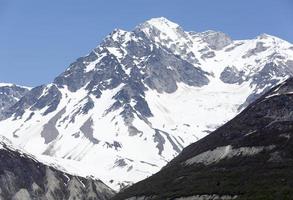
[0,17,293,190]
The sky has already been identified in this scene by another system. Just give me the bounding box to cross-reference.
[0,0,292,87]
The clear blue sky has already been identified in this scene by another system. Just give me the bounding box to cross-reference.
[0,0,292,87]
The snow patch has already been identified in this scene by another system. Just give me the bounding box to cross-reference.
[107,47,123,59]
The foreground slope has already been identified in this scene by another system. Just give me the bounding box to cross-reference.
[0,17,293,189]
[114,78,293,199]
[0,136,115,200]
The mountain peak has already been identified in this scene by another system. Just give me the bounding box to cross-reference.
[1,17,293,191]
[104,28,131,43]
[135,17,184,41]
[144,17,179,29]
[257,33,275,40]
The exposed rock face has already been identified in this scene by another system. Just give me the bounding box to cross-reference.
[220,66,245,84]
[0,136,115,200]
[240,60,293,109]
[242,41,269,58]
[0,84,30,120]
[113,78,293,200]
[194,30,233,50]
[1,17,293,190]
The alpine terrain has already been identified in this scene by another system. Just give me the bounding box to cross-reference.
[0,17,293,190]
[113,77,293,200]
[0,136,115,200]
[0,83,30,120]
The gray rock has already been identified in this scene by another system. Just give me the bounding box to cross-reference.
[32,85,62,116]
[143,47,209,93]
[240,60,293,109]
[41,108,66,144]
[220,66,245,84]
[3,85,44,120]
[0,85,30,120]
[81,97,95,114]
[224,42,244,52]
[200,51,215,59]
[0,137,115,200]
[242,42,269,58]
[153,130,165,155]
[80,117,99,144]
[54,51,98,92]
[192,31,233,50]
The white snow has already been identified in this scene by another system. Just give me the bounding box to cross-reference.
[0,18,292,191]
[0,83,15,87]
[107,47,124,59]
[144,17,180,40]
[0,82,32,90]
[85,52,107,72]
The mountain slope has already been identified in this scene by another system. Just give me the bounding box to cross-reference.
[0,17,293,189]
[0,136,115,200]
[113,77,293,200]
[0,83,30,120]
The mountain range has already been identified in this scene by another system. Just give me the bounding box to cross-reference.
[0,17,293,191]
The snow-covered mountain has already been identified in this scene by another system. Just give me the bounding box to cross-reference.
[0,136,115,199]
[114,77,293,199]
[0,83,30,120]
[0,17,293,190]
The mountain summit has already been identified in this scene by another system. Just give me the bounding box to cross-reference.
[0,17,293,190]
